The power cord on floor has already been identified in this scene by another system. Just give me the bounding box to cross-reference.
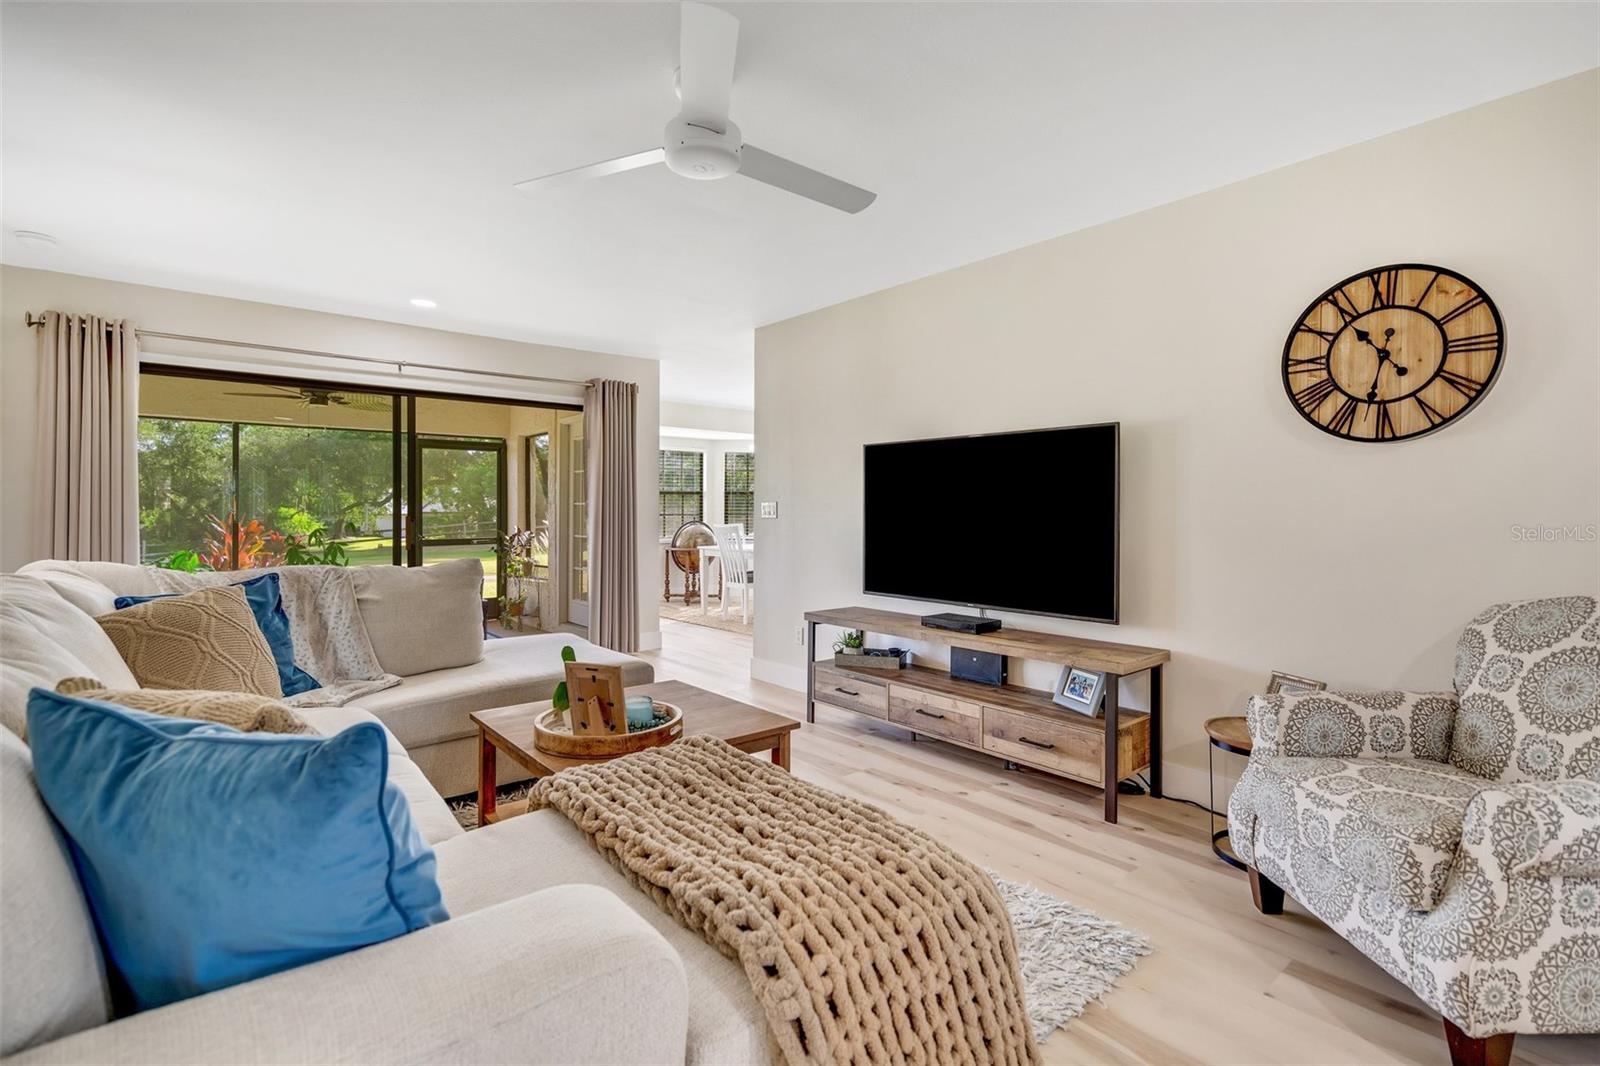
[1122,773,1226,818]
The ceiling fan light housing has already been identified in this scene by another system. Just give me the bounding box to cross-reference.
[663,115,741,180]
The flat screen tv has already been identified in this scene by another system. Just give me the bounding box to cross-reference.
[863,423,1119,624]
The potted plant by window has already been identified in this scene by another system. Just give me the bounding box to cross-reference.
[498,527,537,628]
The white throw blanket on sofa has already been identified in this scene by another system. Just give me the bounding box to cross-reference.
[17,561,401,707]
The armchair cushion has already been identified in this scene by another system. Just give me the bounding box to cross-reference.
[1450,595,1600,783]
[1242,754,1485,910]
[1245,689,1458,761]
[1465,779,1600,882]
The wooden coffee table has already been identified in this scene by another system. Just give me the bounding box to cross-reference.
[470,679,801,826]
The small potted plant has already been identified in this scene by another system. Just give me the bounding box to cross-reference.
[499,528,536,627]
[835,629,866,655]
[549,644,577,728]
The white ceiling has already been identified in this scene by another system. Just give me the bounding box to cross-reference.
[3,3,1595,408]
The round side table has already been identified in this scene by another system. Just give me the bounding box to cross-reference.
[1205,716,1253,870]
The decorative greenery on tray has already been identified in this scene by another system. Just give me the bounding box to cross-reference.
[551,644,578,711]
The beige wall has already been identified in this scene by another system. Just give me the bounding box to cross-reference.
[753,71,1600,804]
[0,267,662,648]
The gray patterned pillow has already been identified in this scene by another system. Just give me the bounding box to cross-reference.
[1245,689,1458,762]
[1450,596,1600,783]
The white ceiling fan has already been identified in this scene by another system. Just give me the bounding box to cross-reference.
[514,2,876,214]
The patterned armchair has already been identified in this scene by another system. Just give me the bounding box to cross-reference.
[1228,596,1600,1066]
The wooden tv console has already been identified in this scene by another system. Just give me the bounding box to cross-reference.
[804,607,1169,823]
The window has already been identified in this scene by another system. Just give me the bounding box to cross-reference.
[659,449,704,538]
[136,368,572,608]
[724,452,754,532]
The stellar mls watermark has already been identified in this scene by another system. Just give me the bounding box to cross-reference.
[1510,523,1598,543]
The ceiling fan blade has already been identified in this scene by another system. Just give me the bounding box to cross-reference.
[737,145,877,214]
[678,1,738,124]
[224,390,300,399]
[513,148,665,193]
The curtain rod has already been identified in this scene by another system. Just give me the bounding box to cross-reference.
[23,312,589,388]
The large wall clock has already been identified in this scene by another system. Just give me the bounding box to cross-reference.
[1282,264,1504,442]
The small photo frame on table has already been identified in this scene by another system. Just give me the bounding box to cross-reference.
[1266,670,1326,696]
[1051,666,1106,718]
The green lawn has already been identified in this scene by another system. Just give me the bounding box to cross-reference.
[336,538,503,598]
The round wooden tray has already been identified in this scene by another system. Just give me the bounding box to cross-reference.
[532,700,684,760]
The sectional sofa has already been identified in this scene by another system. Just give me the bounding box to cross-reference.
[10,558,653,798]
[0,563,773,1064]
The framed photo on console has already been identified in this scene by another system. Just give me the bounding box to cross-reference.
[1051,666,1105,717]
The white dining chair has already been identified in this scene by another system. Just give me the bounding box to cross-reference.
[711,523,754,624]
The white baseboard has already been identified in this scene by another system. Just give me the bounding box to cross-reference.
[751,657,806,692]
[638,629,662,652]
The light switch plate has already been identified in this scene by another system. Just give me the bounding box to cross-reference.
[759,501,778,519]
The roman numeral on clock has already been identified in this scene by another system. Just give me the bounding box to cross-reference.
[1439,369,1484,399]
[1327,397,1361,436]
[1445,332,1500,355]
[1293,376,1338,411]
[1367,269,1397,308]
[1325,290,1361,324]
[1296,324,1336,342]
[1413,271,1440,308]
[1287,354,1330,372]
[1413,394,1447,427]
[1438,293,1486,325]
[1375,402,1397,440]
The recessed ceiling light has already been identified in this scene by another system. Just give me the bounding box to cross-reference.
[13,230,58,248]
[409,298,437,309]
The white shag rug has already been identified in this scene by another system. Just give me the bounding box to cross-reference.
[450,795,1149,1042]
[989,872,1151,1042]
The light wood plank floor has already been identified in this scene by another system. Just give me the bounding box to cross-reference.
[641,620,1600,1066]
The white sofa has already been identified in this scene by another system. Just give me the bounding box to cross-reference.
[12,559,654,798]
[0,568,772,1064]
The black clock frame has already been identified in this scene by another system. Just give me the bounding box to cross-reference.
[1281,262,1506,443]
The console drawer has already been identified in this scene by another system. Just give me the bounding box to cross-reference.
[812,664,887,718]
[888,693,981,746]
[888,684,980,719]
[982,707,1102,786]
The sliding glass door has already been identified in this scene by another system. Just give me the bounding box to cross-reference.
[408,436,506,601]
[137,367,580,623]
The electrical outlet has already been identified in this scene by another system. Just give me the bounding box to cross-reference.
[794,625,805,645]
[760,501,778,519]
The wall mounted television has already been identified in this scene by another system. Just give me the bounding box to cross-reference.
[862,422,1119,624]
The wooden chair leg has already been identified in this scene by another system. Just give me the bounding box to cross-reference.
[1443,1019,1514,1066]
[1248,866,1284,915]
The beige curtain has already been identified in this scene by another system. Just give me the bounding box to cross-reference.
[33,312,141,563]
[583,378,638,651]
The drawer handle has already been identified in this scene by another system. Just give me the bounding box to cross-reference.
[834,687,861,697]
[914,708,947,720]
[1018,736,1056,751]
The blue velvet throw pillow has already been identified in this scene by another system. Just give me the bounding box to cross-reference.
[114,573,321,696]
[25,689,448,1012]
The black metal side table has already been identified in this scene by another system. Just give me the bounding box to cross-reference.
[1205,716,1253,870]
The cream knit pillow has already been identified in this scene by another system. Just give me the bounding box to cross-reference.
[95,584,283,697]
[53,678,311,735]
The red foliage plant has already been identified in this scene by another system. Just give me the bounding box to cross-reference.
[200,514,287,570]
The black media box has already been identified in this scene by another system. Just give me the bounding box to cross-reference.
[920,612,1002,634]
[950,646,1007,687]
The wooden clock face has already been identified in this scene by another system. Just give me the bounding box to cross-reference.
[1283,265,1504,441]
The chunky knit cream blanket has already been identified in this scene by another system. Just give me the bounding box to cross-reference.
[531,736,1040,1066]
